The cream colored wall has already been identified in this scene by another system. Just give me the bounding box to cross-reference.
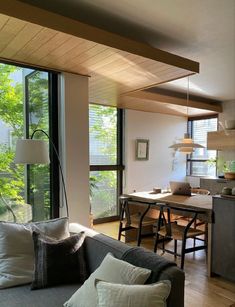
[59,72,90,226]
[124,110,187,193]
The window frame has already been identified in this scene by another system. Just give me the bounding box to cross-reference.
[0,59,60,220]
[89,107,124,224]
[25,70,59,219]
[186,114,218,177]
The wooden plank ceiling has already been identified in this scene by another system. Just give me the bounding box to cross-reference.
[0,1,219,116]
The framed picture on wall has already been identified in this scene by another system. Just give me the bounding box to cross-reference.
[135,139,149,160]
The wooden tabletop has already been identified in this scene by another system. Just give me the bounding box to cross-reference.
[127,191,213,222]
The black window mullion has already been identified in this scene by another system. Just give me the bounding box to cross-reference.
[48,73,59,218]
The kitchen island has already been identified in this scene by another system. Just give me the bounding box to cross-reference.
[212,195,235,282]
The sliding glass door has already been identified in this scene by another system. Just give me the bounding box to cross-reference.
[89,105,124,223]
[0,63,58,223]
[25,70,51,221]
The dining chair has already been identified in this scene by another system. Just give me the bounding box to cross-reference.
[174,187,210,247]
[191,188,210,246]
[153,204,207,269]
[118,195,157,246]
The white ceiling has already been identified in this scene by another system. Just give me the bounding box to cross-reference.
[20,0,235,102]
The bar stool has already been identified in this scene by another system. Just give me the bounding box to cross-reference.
[118,195,157,246]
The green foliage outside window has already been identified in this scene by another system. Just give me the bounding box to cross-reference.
[0,64,50,221]
[89,104,118,219]
[0,64,24,215]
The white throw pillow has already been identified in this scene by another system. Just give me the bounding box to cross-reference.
[96,280,171,307]
[64,253,151,307]
[0,218,69,288]
[33,217,70,239]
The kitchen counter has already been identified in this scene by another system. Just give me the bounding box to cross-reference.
[200,177,235,195]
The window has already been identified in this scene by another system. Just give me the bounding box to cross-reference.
[89,104,124,223]
[0,63,59,223]
[187,116,218,176]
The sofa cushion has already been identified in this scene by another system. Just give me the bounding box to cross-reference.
[0,218,69,288]
[70,224,130,275]
[64,253,151,307]
[31,231,88,289]
[121,246,177,282]
[96,280,171,307]
[33,217,70,239]
[1,283,81,307]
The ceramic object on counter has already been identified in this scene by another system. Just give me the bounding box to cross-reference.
[224,172,235,180]
[232,187,235,196]
[221,187,232,195]
[225,120,235,130]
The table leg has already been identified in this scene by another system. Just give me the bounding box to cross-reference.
[207,223,212,277]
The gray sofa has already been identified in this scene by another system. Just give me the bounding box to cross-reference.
[1,223,185,307]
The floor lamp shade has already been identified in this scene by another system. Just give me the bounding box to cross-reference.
[14,139,50,164]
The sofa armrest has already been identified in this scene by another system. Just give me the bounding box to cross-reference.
[69,223,184,307]
[159,266,185,307]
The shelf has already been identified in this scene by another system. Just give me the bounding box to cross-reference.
[207,130,235,150]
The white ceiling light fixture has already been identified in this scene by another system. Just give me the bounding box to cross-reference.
[169,77,205,154]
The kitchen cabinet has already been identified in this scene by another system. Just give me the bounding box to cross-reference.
[207,130,235,150]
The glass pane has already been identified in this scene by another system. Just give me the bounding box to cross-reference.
[188,161,216,177]
[0,64,29,222]
[90,171,117,219]
[191,118,217,160]
[89,104,117,165]
[26,71,50,221]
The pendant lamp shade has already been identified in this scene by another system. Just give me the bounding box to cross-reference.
[169,77,205,154]
[14,139,50,164]
[169,133,204,154]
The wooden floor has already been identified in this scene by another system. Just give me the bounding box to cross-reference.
[94,221,235,307]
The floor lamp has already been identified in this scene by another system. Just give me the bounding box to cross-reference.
[14,129,69,217]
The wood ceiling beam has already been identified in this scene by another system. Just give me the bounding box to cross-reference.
[0,0,199,74]
[121,90,222,113]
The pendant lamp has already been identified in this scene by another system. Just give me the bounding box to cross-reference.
[169,77,205,154]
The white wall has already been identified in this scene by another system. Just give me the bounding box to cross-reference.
[59,73,90,226]
[124,110,187,193]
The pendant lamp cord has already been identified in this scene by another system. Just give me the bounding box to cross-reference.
[187,76,189,117]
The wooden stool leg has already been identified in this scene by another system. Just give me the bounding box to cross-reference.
[162,236,165,252]
[180,238,186,270]
[154,233,159,253]
[174,240,177,258]
[118,196,128,241]
[137,227,142,246]
[118,221,123,241]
